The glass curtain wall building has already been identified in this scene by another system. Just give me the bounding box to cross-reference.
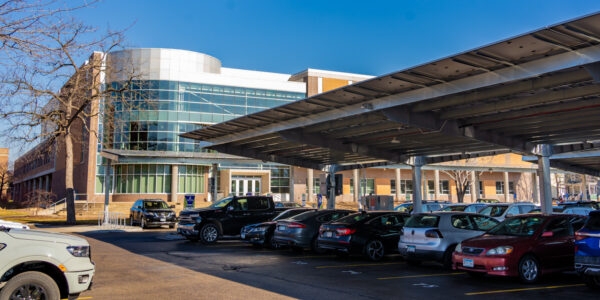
[95,48,306,201]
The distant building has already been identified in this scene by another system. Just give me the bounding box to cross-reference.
[0,148,9,199]
[12,49,555,206]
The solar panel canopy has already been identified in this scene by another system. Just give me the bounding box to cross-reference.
[182,13,600,175]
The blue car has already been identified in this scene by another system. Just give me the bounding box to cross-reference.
[575,210,600,289]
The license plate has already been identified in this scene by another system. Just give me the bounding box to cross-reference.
[463,258,474,268]
[324,231,333,238]
[241,232,246,239]
[278,225,286,231]
[407,245,416,253]
[160,218,166,222]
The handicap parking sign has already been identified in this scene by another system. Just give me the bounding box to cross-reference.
[185,195,195,209]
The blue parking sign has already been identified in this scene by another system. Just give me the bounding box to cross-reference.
[185,195,195,209]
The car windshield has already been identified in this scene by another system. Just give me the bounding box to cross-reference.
[395,204,412,212]
[144,201,169,209]
[405,215,440,228]
[480,205,508,217]
[442,205,466,212]
[487,216,545,236]
[335,212,377,224]
[210,197,233,208]
[273,209,309,221]
[464,205,482,213]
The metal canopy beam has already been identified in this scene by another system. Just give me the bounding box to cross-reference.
[279,129,407,163]
[382,106,535,154]
[210,144,324,171]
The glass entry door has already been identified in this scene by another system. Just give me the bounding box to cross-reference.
[231,176,262,196]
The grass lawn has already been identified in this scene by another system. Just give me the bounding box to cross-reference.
[1,213,99,225]
[0,209,28,217]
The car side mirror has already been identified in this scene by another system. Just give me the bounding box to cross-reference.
[541,231,554,238]
[136,206,142,209]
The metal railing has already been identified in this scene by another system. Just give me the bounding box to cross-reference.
[97,211,128,229]
[49,198,66,213]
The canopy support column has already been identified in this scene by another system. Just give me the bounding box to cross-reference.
[410,156,425,214]
[537,144,553,215]
[327,165,337,209]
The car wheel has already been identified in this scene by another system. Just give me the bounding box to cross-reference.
[583,274,600,289]
[364,239,385,261]
[442,246,455,269]
[199,223,219,244]
[169,224,175,229]
[0,271,60,300]
[311,237,327,254]
[518,255,540,283]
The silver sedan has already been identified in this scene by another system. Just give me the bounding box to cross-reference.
[398,212,499,268]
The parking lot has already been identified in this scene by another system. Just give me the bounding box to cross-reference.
[77,228,597,299]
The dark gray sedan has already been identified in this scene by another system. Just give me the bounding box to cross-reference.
[273,209,354,252]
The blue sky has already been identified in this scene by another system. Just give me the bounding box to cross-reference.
[78,0,600,76]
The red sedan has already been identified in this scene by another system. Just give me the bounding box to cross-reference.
[452,214,586,283]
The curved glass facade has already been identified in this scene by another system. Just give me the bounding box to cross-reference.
[107,80,305,152]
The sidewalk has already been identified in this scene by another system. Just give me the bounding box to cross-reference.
[79,234,293,300]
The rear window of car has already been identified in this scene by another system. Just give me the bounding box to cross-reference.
[443,206,467,212]
[480,205,508,217]
[335,213,378,224]
[273,209,311,221]
[405,215,440,228]
[584,214,600,231]
[289,211,319,221]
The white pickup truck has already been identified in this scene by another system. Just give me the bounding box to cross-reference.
[0,227,95,300]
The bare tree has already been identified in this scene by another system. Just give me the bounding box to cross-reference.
[0,0,139,224]
[442,169,471,203]
[0,163,12,201]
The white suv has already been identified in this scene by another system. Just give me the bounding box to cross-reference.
[0,227,95,300]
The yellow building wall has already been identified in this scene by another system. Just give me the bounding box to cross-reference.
[343,178,351,195]
[375,178,391,195]
[322,78,350,93]
[483,180,497,196]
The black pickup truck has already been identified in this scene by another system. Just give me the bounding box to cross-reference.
[177,195,286,244]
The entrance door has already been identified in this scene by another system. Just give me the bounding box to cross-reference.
[231,176,262,196]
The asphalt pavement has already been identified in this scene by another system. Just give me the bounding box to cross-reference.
[68,228,599,300]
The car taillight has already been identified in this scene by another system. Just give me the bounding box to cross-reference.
[336,228,356,236]
[575,231,589,241]
[287,222,306,228]
[425,229,443,238]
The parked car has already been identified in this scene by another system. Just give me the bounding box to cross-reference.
[440,203,487,213]
[274,202,303,208]
[394,201,449,213]
[561,201,600,210]
[178,196,285,244]
[0,218,30,230]
[130,199,177,229]
[241,208,315,248]
[399,212,499,268]
[453,214,586,283]
[477,198,500,203]
[575,210,600,289]
[0,227,95,299]
[318,211,410,261]
[274,209,354,252]
[478,203,537,222]
[529,206,594,216]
